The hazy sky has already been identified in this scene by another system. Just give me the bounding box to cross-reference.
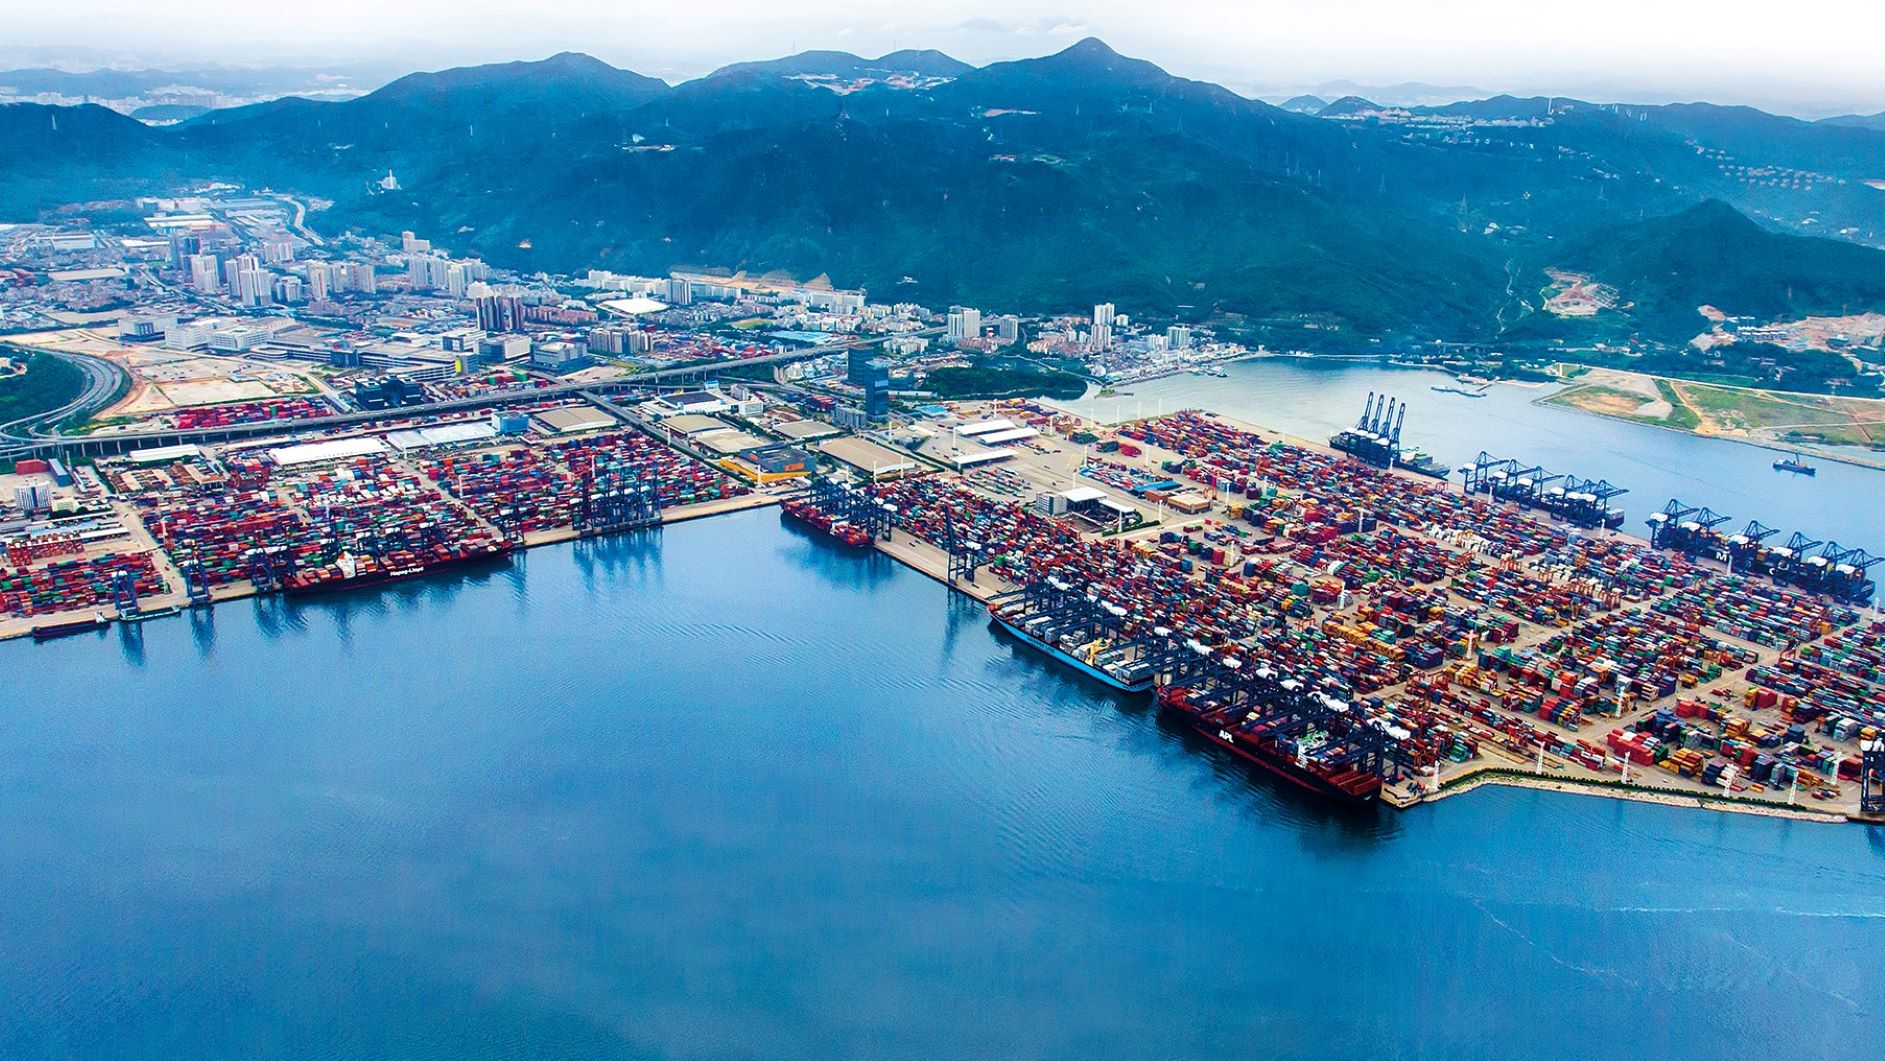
[9,0,1885,114]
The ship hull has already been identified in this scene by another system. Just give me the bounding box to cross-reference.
[988,610,1153,694]
[283,546,513,597]
[1161,700,1381,805]
[31,615,108,640]
[780,503,873,548]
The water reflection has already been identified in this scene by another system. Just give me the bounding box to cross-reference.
[115,620,145,667]
[571,527,665,592]
[776,516,901,594]
[2,507,1880,1061]
[187,606,214,659]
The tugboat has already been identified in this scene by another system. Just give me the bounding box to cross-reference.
[1773,454,1817,477]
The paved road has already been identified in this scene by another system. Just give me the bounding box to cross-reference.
[1,327,939,461]
[0,345,128,452]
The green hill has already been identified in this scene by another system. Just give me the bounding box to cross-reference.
[7,42,1885,348]
[1556,199,1885,340]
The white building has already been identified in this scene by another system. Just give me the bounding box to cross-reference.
[345,263,378,295]
[188,253,220,293]
[946,306,982,344]
[306,262,331,301]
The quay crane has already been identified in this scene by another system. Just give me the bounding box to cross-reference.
[244,544,293,592]
[1461,454,1626,528]
[1550,477,1627,530]
[1646,500,1731,560]
[1767,531,1823,585]
[574,480,660,537]
[1802,543,1882,604]
[809,476,893,542]
[1861,738,1885,815]
[1645,500,1697,550]
[1152,641,1422,802]
[1330,392,1405,469]
[110,569,141,622]
[1461,452,1520,498]
[1495,464,1555,507]
[1726,521,1778,575]
[941,505,983,585]
[176,537,214,608]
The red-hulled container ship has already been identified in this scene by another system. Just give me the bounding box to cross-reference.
[1158,684,1383,805]
[282,538,515,596]
[780,499,874,548]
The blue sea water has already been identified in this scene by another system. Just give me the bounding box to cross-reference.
[3,509,1883,1059]
[1054,357,1885,560]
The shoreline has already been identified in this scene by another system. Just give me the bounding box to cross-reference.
[1538,375,1885,472]
[850,504,1881,826]
[7,392,1878,827]
[1414,770,1854,824]
[0,492,781,643]
[1099,348,1885,472]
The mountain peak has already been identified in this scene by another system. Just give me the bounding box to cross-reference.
[873,48,973,77]
[705,48,971,82]
[1660,198,1760,236]
[537,51,613,72]
[1058,37,1121,61]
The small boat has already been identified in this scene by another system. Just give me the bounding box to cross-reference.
[1773,455,1817,477]
[1430,385,1486,398]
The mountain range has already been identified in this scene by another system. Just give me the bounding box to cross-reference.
[6,38,1885,350]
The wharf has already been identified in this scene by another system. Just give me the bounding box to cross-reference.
[0,437,783,643]
[7,390,1882,824]
[839,399,1885,821]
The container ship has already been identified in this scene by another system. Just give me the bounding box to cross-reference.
[282,539,514,596]
[780,498,874,548]
[986,601,1157,693]
[31,613,109,641]
[1397,449,1453,481]
[1327,392,1449,480]
[1157,684,1383,804]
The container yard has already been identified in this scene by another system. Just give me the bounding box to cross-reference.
[783,399,1885,822]
[1,395,769,639]
[5,387,1881,823]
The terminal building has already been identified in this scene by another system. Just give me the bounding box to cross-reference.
[1035,486,1143,530]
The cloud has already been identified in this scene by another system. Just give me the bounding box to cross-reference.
[1027,16,1088,35]
[953,14,1086,36]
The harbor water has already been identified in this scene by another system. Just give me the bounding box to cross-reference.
[4,509,1883,1059]
[1054,357,1885,560]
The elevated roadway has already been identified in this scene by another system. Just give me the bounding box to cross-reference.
[1,327,937,462]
